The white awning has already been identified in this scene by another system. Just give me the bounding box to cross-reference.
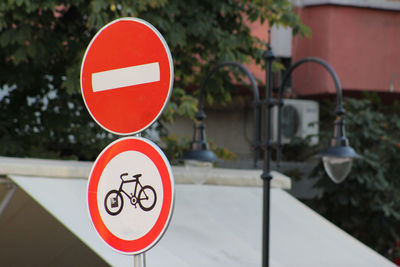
[8,175,395,267]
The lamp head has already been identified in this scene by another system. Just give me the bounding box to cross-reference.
[182,149,218,162]
[319,115,361,183]
[181,120,218,163]
[320,146,361,183]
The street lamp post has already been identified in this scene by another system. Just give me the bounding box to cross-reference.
[276,57,362,184]
[183,44,360,267]
[262,49,361,267]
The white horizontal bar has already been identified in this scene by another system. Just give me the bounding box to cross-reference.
[91,62,160,92]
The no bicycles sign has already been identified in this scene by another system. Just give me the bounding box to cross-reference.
[87,137,174,254]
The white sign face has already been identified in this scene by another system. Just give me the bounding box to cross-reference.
[98,151,163,240]
[87,137,174,254]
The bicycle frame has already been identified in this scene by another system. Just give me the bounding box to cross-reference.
[104,172,156,216]
[118,174,143,199]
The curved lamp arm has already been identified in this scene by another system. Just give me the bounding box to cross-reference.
[183,61,262,164]
[279,57,344,115]
[196,61,260,119]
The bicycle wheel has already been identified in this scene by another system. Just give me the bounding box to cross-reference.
[104,190,124,216]
[138,185,157,212]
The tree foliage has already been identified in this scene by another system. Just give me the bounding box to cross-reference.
[0,0,308,160]
[310,94,400,259]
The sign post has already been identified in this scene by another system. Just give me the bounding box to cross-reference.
[81,17,175,264]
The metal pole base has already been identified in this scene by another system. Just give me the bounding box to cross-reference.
[133,253,146,267]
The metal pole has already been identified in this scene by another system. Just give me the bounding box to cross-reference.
[262,176,272,267]
[133,133,145,267]
[261,30,275,267]
[133,253,146,267]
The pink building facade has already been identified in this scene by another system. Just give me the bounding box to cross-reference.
[250,0,400,98]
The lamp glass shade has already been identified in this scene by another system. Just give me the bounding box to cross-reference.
[182,149,218,162]
[322,156,353,183]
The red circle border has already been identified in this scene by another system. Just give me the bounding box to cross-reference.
[87,137,174,254]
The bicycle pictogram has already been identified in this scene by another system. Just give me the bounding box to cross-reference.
[104,172,157,216]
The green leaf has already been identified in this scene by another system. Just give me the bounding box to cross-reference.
[13,46,27,64]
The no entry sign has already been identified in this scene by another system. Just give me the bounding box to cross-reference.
[81,18,174,135]
[87,137,174,254]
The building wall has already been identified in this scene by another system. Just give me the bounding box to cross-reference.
[166,104,256,160]
[168,1,400,165]
[246,21,293,85]
[292,4,400,96]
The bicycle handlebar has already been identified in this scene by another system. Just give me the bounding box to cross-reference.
[120,173,142,181]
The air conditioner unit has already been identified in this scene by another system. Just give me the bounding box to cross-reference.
[271,99,319,145]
